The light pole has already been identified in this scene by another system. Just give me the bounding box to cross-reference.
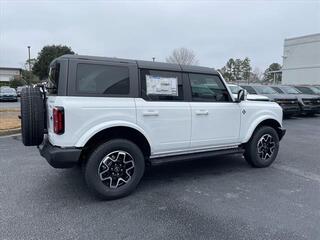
[27,46,31,85]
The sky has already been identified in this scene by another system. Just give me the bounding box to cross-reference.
[0,0,319,72]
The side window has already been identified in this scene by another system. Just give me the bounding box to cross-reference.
[189,73,231,102]
[76,63,129,95]
[241,85,256,94]
[140,69,184,101]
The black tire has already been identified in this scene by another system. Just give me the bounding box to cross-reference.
[244,126,279,168]
[84,139,145,200]
[20,87,44,146]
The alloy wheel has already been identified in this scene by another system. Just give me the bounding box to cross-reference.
[257,134,276,161]
[98,150,135,188]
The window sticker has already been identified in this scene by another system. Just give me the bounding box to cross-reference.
[146,75,178,96]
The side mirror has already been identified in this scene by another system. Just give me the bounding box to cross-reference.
[237,89,247,102]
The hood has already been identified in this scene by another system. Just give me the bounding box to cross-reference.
[247,94,269,101]
[297,94,320,100]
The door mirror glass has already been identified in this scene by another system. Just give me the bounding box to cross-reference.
[237,89,247,102]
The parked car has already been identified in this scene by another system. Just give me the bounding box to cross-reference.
[294,86,320,96]
[241,84,300,116]
[20,54,286,200]
[271,85,320,115]
[0,87,18,102]
[227,84,270,101]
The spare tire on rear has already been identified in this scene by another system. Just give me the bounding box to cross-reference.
[20,87,45,146]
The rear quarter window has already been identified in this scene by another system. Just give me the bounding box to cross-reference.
[76,63,130,95]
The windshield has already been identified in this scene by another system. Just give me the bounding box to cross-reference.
[309,86,320,94]
[281,86,301,94]
[0,88,16,94]
[228,85,243,94]
[254,86,278,94]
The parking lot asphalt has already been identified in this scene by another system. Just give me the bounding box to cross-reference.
[0,99,20,109]
[1,116,320,240]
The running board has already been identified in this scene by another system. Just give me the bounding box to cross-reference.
[150,147,245,166]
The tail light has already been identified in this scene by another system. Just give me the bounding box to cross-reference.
[53,107,64,134]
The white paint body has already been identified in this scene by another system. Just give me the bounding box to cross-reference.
[47,95,283,158]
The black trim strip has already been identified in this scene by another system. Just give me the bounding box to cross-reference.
[150,147,244,166]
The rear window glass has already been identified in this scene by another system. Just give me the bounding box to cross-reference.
[48,63,60,94]
[0,88,16,93]
[76,63,129,95]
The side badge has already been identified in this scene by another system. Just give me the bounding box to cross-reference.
[242,109,246,115]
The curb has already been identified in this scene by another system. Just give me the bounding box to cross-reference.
[0,128,21,136]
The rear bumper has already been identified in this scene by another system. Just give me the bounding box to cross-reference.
[39,139,82,168]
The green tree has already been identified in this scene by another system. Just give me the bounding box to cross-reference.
[9,75,27,88]
[263,63,282,83]
[241,57,252,82]
[21,69,39,85]
[233,59,242,80]
[33,45,74,80]
[220,58,235,82]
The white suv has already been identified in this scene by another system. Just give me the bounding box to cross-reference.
[20,55,286,199]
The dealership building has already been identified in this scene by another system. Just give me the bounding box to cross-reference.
[0,67,22,84]
[282,33,320,85]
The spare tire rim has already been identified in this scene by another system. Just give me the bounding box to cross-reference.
[257,134,276,161]
[98,150,135,189]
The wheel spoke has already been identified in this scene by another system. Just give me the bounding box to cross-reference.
[257,134,276,161]
[98,150,135,189]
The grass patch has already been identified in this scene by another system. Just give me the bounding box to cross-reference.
[0,108,20,113]
[0,111,21,130]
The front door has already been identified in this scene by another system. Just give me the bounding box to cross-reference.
[188,73,241,149]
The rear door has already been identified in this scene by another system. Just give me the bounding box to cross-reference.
[188,73,241,149]
[135,68,191,155]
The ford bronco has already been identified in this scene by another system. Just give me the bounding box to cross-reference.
[20,55,286,199]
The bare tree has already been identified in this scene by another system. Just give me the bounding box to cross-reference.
[166,47,199,65]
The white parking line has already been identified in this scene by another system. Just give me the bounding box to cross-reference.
[273,163,320,184]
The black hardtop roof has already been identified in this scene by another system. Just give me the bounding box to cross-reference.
[54,54,218,75]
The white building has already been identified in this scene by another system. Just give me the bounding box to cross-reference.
[0,67,22,83]
[282,33,320,85]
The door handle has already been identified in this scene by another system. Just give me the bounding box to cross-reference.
[195,110,209,115]
[142,110,159,116]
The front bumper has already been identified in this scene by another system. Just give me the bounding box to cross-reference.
[282,106,300,115]
[301,105,320,114]
[39,139,82,168]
